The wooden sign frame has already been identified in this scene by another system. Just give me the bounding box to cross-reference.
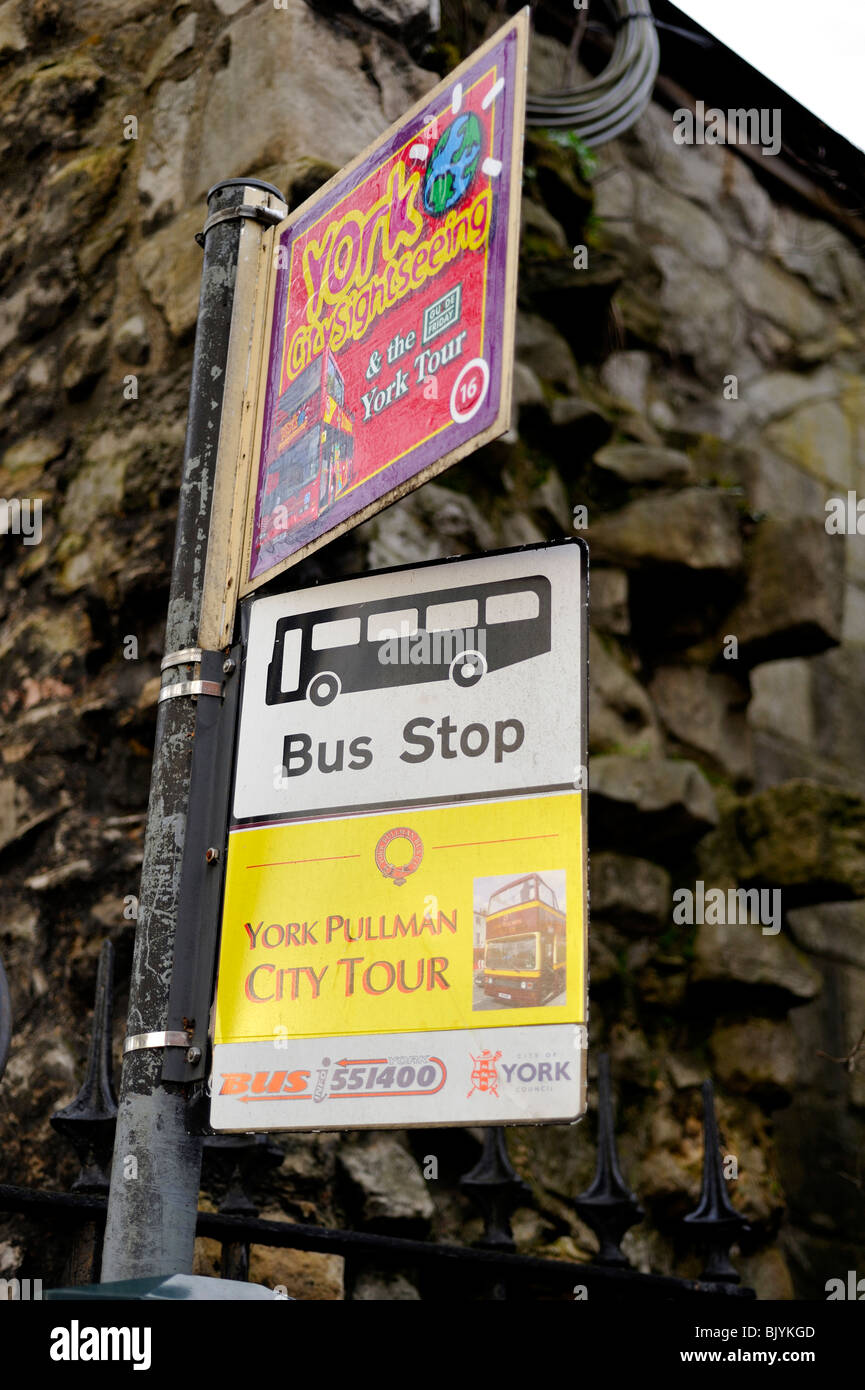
[197,182,288,652]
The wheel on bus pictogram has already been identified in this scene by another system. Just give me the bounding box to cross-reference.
[307,671,341,706]
[449,649,487,688]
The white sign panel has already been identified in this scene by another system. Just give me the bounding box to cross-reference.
[233,540,586,825]
[213,1024,587,1129]
[211,539,588,1130]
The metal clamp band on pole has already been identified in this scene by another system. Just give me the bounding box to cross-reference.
[158,679,223,704]
[161,647,202,672]
[195,203,284,247]
[123,1031,190,1056]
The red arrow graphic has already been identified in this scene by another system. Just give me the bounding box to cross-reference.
[335,1057,388,1067]
[238,1094,312,1102]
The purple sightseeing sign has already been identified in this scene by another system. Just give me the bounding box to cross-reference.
[241,9,529,594]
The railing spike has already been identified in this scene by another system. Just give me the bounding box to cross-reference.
[682,1080,749,1283]
[460,1126,530,1253]
[202,1132,284,1282]
[574,1053,643,1265]
[51,940,118,1193]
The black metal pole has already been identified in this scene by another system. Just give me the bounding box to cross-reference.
[100,178,284,1281]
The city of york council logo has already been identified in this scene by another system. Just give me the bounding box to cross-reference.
[467,1048,502,1099]
[375,827,423,886]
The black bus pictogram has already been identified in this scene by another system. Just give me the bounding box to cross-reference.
[264,575,551,707]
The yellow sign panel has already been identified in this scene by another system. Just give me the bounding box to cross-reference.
[214,793,585,1046]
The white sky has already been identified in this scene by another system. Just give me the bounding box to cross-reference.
[672,0,865,152]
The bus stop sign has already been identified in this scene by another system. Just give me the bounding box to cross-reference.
[210,539,588,1130]
[239,11,529,595]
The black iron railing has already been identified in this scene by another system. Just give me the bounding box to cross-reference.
[0,941,754,1299]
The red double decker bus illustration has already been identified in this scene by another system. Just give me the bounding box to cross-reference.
[257,352,355,551]
[482,873,566,1007]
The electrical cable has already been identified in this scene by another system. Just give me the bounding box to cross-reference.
[526,0,661,145]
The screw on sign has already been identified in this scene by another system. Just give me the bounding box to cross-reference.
[468,1048,502,1099]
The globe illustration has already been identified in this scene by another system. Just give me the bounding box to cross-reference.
[423,112,483,216]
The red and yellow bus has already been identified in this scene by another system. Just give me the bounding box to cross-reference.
[257,352,354,548]
[482,873,566,1007]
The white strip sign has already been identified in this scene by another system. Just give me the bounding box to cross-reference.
[232,540,586,825]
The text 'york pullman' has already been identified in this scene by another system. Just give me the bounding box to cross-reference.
[242,908,459,1003]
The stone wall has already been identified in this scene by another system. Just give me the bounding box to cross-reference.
[0,0,863,1299]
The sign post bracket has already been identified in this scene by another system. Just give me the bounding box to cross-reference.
[162,645,243,1087]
